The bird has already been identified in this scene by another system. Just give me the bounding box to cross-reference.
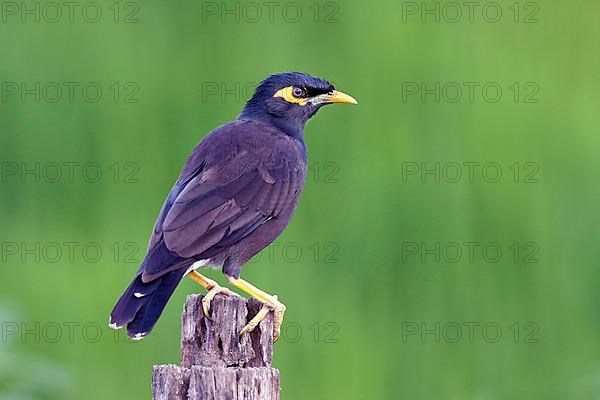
[109,72,357,341]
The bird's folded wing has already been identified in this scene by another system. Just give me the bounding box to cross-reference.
[141,157,296,280]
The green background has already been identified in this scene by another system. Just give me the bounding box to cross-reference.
[1,0,599,398]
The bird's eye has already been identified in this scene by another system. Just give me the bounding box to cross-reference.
[292,87,305,98]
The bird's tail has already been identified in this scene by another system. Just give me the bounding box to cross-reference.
[109,268,188,340]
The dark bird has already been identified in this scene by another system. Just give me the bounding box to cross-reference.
[109,72,357,340]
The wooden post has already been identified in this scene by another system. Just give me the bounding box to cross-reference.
[152,294,280,400]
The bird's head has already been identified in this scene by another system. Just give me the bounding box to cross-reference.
[239,72,357,138]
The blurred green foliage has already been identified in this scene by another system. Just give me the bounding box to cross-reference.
[1,0,599,398]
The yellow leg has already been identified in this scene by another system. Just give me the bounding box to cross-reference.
[227,276,286,341]
[188,270,214,289]
[188,270,239,317]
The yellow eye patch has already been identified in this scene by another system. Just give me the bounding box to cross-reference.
[273,86,308,106]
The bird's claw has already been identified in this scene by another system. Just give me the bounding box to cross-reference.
[202,284,240,319]
[240,295,286,341]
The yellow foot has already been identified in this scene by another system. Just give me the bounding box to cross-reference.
[202,283,240,318]
[227,276,286,341]
[187,271,241,318]
[241,295,286,341]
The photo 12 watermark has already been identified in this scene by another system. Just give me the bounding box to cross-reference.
[401,321,540,343]
[401,82,540,104]
[0,241,141,264]
[0,1,139,23]
[247,241,340,264]
[1,162,140,184]
[401,162,540,184]
[1,81,140,103]
[401,241,540,264]
[400,2,540,24]
[200,1,339,24]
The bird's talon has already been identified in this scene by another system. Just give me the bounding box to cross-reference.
[202,283,240,318]
[239,298,286,341]
[272,302,285,342]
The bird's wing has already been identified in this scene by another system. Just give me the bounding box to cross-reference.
[141,149,298,281]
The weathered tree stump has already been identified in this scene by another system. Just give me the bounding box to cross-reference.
[152,294,280,400]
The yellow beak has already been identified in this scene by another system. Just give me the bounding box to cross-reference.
[312,90,358,105]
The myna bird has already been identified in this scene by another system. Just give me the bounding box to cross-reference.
[109,72,357,340]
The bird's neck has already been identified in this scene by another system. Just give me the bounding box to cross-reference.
[238,109,305,140]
